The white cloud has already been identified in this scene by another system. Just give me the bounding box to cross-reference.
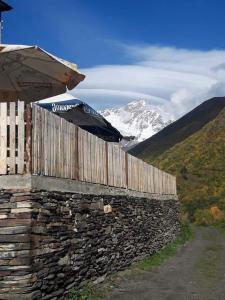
[71,44,225,119]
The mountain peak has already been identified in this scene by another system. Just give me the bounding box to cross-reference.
[99,99,173,142]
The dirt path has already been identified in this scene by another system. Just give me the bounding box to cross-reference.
[106,227,225,300]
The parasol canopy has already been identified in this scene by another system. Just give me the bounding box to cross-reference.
[0,44,85,102]
[37,97,123,142]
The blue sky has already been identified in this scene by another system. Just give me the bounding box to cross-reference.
[5,0,225,67]
[4,0,225,116]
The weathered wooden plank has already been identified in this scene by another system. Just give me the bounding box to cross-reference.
[17,101,25,174]
[39,106,44,174]
[8,102,16,174]
[33,105,38,174]
[105,142,109,186]
[0,103,7,174]
[31,105,36,174]
[78,127,84,181]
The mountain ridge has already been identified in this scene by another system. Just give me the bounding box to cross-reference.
[129,97,225,160]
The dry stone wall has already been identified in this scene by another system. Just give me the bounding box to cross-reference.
[0,189,180,300]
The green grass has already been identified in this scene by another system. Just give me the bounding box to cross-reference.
[69,284,106,300]
[195,244,223,280]
[194,228,224,289]
[214,220,225,236]
[69,224,193,300]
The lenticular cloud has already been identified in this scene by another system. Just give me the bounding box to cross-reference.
[72,44,225,120]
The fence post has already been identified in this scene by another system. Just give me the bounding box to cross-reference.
[0,102,7,174]
[25,103,32,173]
[75,126,79,180]
[105,142,109,186]
[125,152,128,189]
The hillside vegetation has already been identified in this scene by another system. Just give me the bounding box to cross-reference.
[147,107,225,223]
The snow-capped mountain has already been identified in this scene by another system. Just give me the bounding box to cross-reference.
[99,100,173,142]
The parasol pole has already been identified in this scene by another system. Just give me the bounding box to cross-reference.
[0,11,2,43]
[0,0,13,44]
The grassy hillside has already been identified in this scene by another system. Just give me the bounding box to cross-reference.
[147,107,225,222]
[130,97,225,161]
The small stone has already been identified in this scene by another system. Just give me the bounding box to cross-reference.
[0,214,7,219]
[93,275,106,285]
[45,273,55,280]
[104,204,112,214]
[11,208,32,213]
[57,273,65,279]
[58,254,70,266]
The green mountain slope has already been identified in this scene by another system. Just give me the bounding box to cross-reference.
[148,107,225,221]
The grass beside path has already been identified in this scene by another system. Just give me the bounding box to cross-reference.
[214,220,225,236]
[69,224,193,300]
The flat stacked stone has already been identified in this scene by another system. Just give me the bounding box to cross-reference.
[0,189,180,300]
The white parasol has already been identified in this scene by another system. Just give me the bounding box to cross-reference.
[0,44,85,102]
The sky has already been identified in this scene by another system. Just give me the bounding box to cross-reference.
[4,0,225,119]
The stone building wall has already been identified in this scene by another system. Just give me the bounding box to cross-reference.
[0,187,180,300]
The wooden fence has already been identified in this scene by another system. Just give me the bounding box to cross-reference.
[0,102,177,195]
[0,101,32,175]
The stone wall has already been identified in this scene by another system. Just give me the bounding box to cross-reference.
[0,187,180,300]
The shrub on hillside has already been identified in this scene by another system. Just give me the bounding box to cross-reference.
[209,206,224,221]
[194,209,214,225]
[183,196,223,222]
[194,206,225,225]
[180,166,188,180]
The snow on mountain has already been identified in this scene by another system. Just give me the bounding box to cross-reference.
[99,100,173,142]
